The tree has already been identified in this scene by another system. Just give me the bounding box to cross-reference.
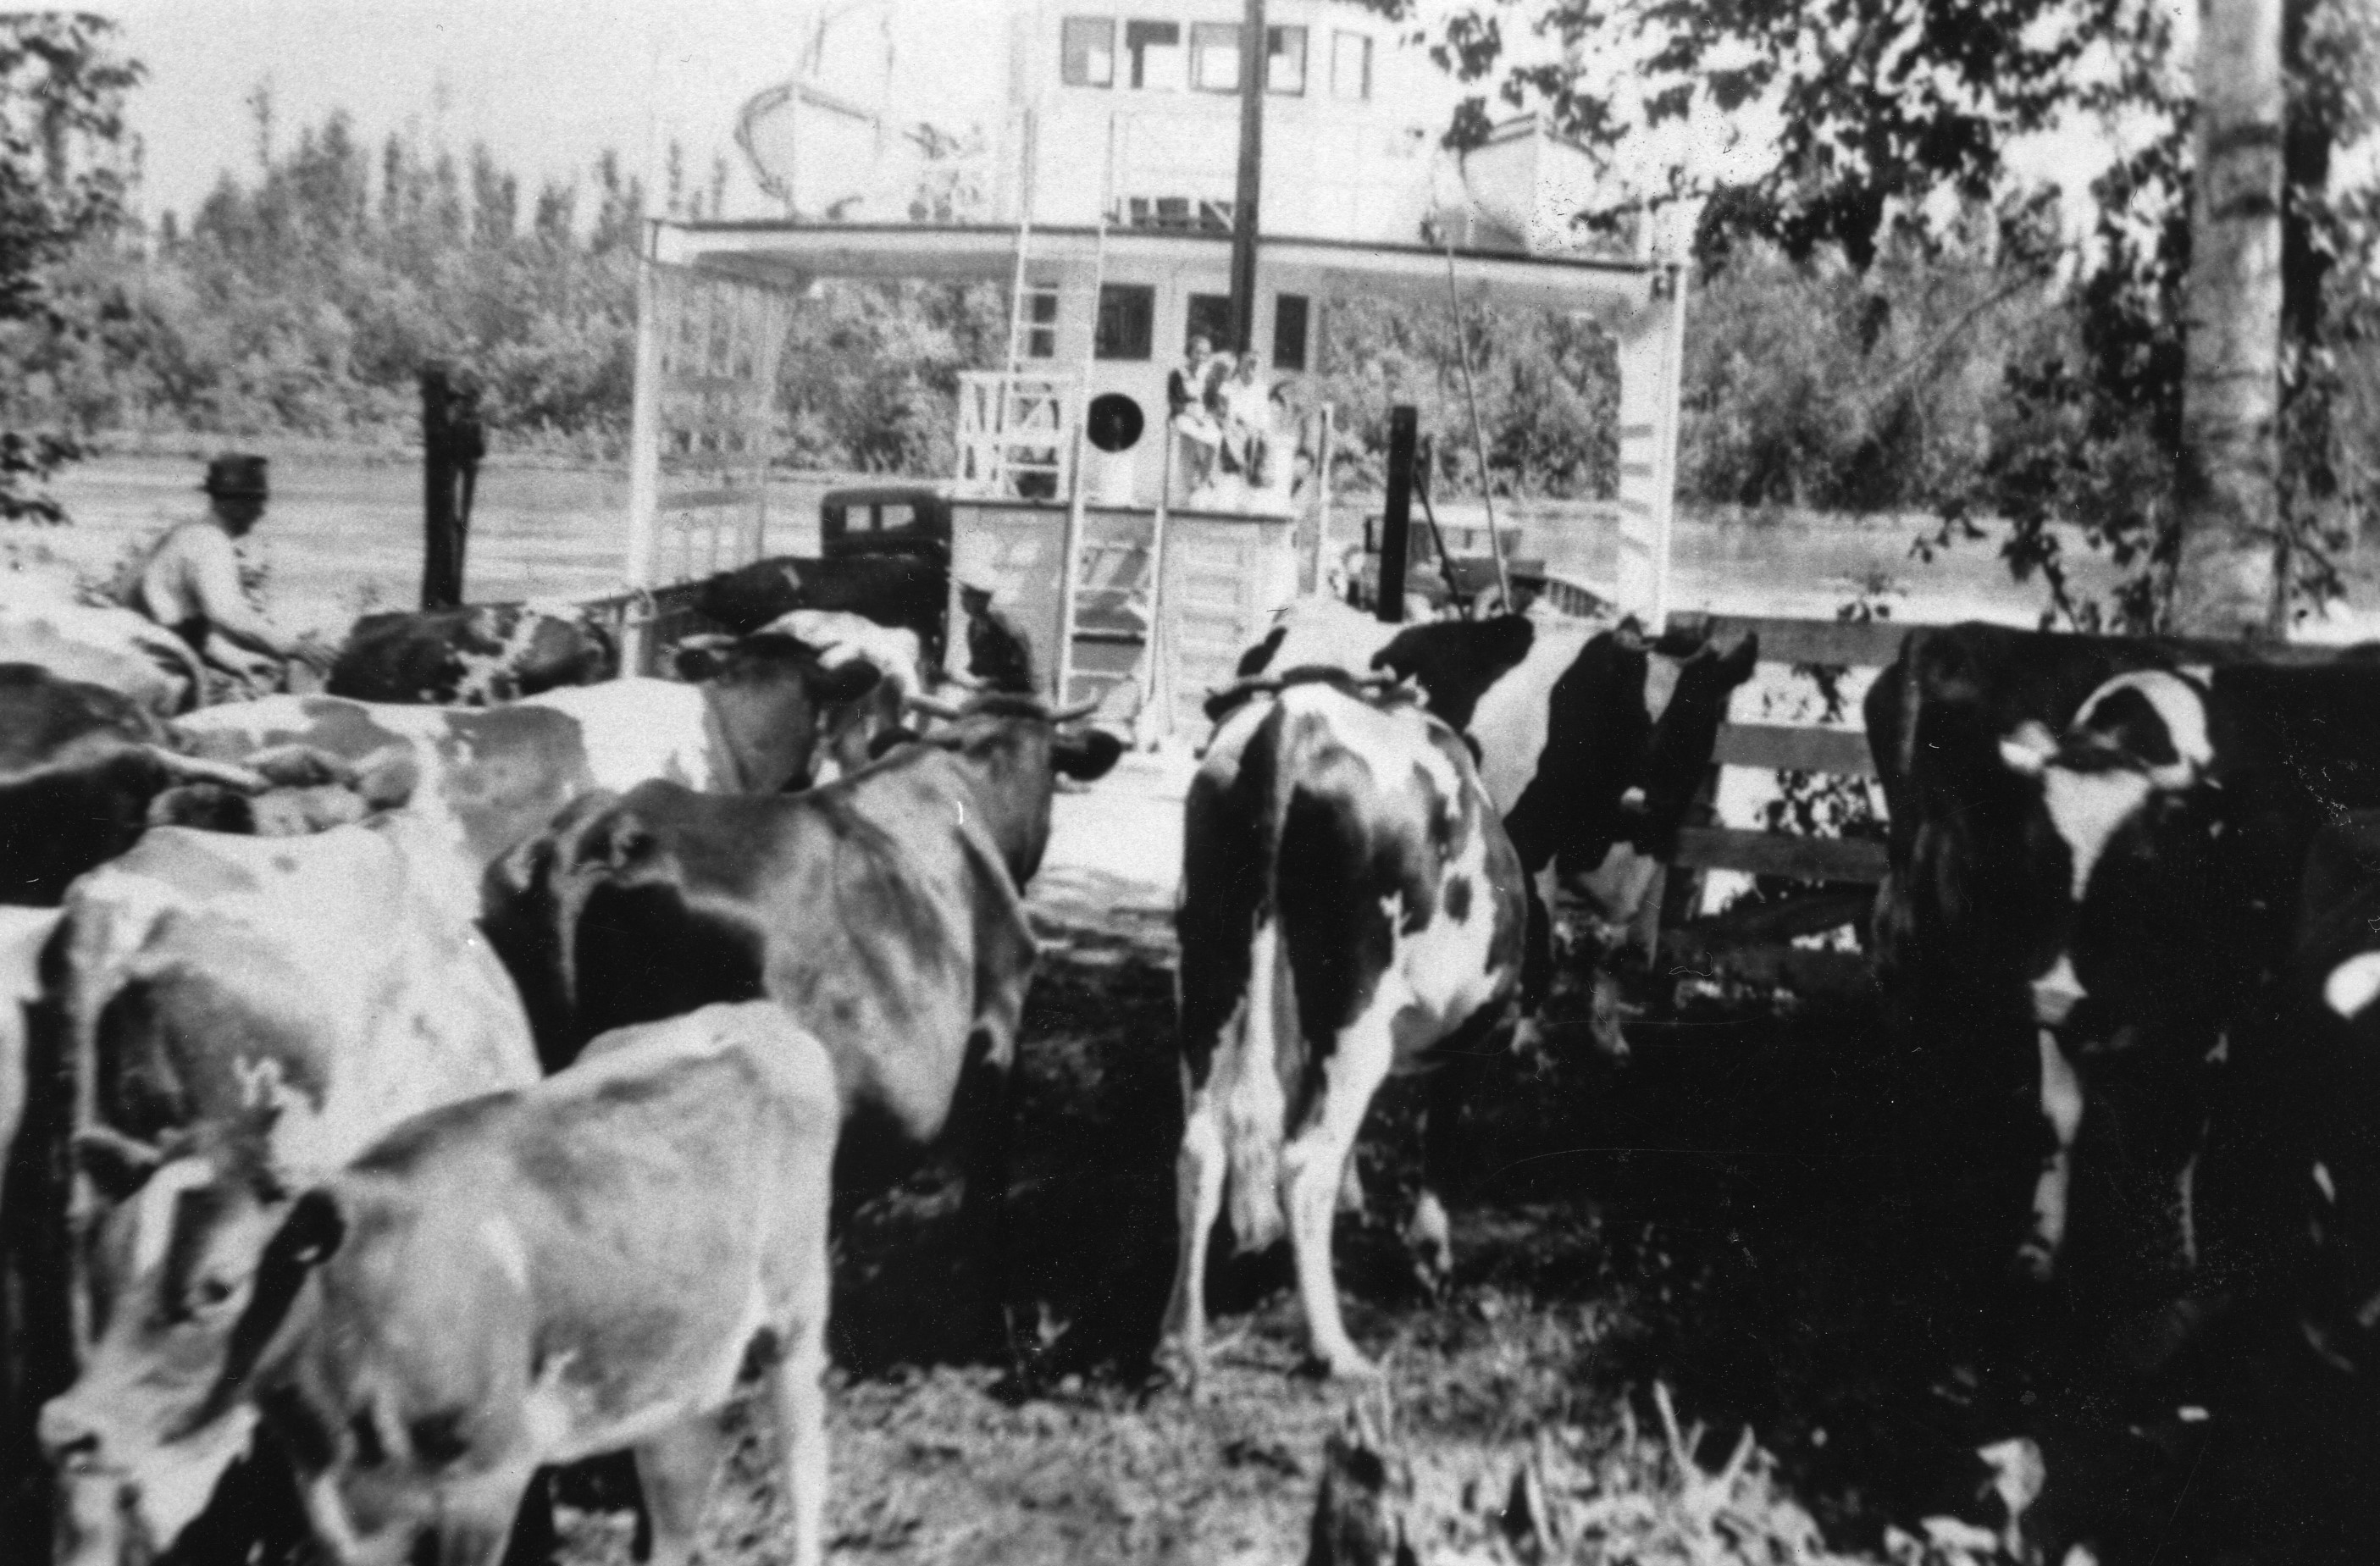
[2170,0,2288,638]
[0,14,140,523]
[1378,0,2379,631]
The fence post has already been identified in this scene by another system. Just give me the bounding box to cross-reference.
[1377,405,1417,623]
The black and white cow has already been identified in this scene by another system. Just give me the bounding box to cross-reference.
[1228,597,1756,1053]
[1165,672,1527,1381]
[1997,661,2380,1313]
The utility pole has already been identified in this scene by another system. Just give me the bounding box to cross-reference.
[2168,0,2288,639]
[1226,0,1265,355]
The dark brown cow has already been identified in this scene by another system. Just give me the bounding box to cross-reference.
[482,694,1121,1343]
[328,603,617,706]
[41,1001,836,1566]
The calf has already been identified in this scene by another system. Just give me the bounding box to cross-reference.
[693,552,949,667]
[482,694,1121,1340]
[42,1000,838,1566]
[4,822,540,1564]
[328,602,617,706]
[1165,675,1525,1381]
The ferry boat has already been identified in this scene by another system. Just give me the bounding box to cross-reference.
[617,0,1687,739]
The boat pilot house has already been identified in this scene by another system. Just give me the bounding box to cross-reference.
[622,0,1691,738]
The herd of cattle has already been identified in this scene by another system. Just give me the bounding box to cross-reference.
[4,573,2379,1564]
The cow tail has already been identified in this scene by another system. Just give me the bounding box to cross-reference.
[1220,916,1297,1254]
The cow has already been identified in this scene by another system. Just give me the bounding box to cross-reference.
[1860,623,2181,1014]
[0,665,280,906]
[1226,596,1757,1055]
[0,593,208,718]
[170,633,881,931]
[40,1000,837,1566]
[693,552,949,668]
[757,609,926,782]
[480,693,1121,1347]
[1995,661,2380,1315]
[1,822,540,1565]
[328,602,617,706]
[1163,673,1526,1382]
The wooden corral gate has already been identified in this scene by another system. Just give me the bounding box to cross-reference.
[1630,611,1896,997]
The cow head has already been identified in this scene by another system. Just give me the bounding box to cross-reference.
[894,693,1122,885]
[1997,671,2228,1037]
[1630,631,1758,855]
[676,631,884,792]
[42,1126,296,1566]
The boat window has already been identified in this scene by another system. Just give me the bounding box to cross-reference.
[1124,20,1182,90]
[1331,30,1371,101]
[1268,26,1308,95]
[877,502,914,531]
[1095,284,1156,360]
[1191,24,1240,91]
[1273,293,1309,372]
[1061,17,1115,87]
[1024,285,1060,358]
[821,503,846,535]
[1185,294,1232,354]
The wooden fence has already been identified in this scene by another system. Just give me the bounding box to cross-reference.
[1639,611,1897,997]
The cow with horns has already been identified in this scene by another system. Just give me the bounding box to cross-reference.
[483,689,1122,1347]
[1165,668,1528,1381]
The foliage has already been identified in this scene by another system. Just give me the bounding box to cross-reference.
[0,13,140,521]
[1372,0,2380,630]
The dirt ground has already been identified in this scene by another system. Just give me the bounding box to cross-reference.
[545,759,2368,1566]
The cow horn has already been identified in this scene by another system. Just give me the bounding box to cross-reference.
[905,693,966,722]
[1048,699,1100,724]
[144,748,270,793]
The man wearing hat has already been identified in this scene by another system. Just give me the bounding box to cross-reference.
[956,571,1037,695]
[130,454,321,692]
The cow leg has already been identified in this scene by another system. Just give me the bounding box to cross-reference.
[1282,1002,1401,1381]
[631,1421,733,1566]
[1409,1009,1503,1291]
[430,1477,536,1566]
[955,1046,1017,1360]
[770,1299,830,1566]
[1159,1069,1229,1385]
[1509,872,1556,1057]
[2021,1027,2085,1282]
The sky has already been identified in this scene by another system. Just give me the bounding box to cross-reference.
[95,0,1016,225]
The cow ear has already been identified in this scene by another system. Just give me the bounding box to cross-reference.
[74,1127,164,1201]
[1719,633,1759,684]
[1999,721,2056,777]
[808,659,883,707]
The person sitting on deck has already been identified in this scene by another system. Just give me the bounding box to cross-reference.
[1168,335,1227,498]
[957,573,1037,695]
[125,454,326,698]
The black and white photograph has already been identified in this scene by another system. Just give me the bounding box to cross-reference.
[2,0,2377,1561]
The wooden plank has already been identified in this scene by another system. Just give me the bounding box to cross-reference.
[1664,612,1909,669]
[1671,827,1890,884]
[1665,941,1874,997]
[1667,887,1874,950]
[1711,723,1879,776]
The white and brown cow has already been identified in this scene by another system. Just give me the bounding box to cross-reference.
[170,633,879,934]
[9,823,540,1566]
[1165,673,1526,1381]
[42,1000,839,1566]
[757,608,927,782]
